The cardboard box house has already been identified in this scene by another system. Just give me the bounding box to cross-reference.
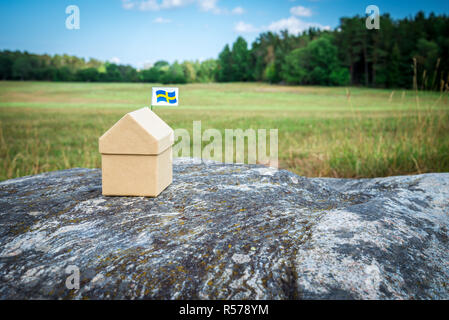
[99,107,174,197]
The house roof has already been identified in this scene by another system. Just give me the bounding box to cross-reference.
[99,107,174,155]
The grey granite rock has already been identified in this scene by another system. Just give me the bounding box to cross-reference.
[0,158,448,300]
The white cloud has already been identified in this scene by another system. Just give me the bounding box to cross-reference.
[162,0,192,8]
[231,6,245,15]
[138,0,160,11]
[122,0,239,15]
[198,2,245,15]
[122,0,136,9]
[198,0,218,12]
[290,5,312,17]
[267,16,329,35]
[122,0,193,11]
[233,11,330,35]
[234,21,258,33]
[153,17,172,23]
[109,57,121,64]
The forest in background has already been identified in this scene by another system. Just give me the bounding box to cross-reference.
[1,12,448,90]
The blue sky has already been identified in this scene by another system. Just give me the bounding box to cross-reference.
[0,0,448,68]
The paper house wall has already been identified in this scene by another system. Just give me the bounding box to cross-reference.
[99,107,174,197]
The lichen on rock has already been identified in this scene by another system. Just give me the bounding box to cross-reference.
[0,158,448,299]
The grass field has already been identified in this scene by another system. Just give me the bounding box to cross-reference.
[1,81,448,181]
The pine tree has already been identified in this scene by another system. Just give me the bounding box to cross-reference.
[217,44,232,82]
[231,37,252,81]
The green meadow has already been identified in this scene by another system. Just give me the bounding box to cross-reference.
[0,81,448,181]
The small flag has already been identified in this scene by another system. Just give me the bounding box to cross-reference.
[151,87,179,106]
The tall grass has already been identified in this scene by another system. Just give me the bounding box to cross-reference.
[0,109,105,180]
[280,84,449,177]
[0,81,448,181]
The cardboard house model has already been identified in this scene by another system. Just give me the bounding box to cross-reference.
[99,107,174,197]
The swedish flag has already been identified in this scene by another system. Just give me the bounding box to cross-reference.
[156,90,177,104]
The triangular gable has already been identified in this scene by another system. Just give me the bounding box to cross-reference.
[99,107,173,155]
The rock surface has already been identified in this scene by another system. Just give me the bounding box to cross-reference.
[0,158,448,300]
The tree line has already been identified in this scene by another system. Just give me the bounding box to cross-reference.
[0,12,448,89]
[0,50,218,84]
